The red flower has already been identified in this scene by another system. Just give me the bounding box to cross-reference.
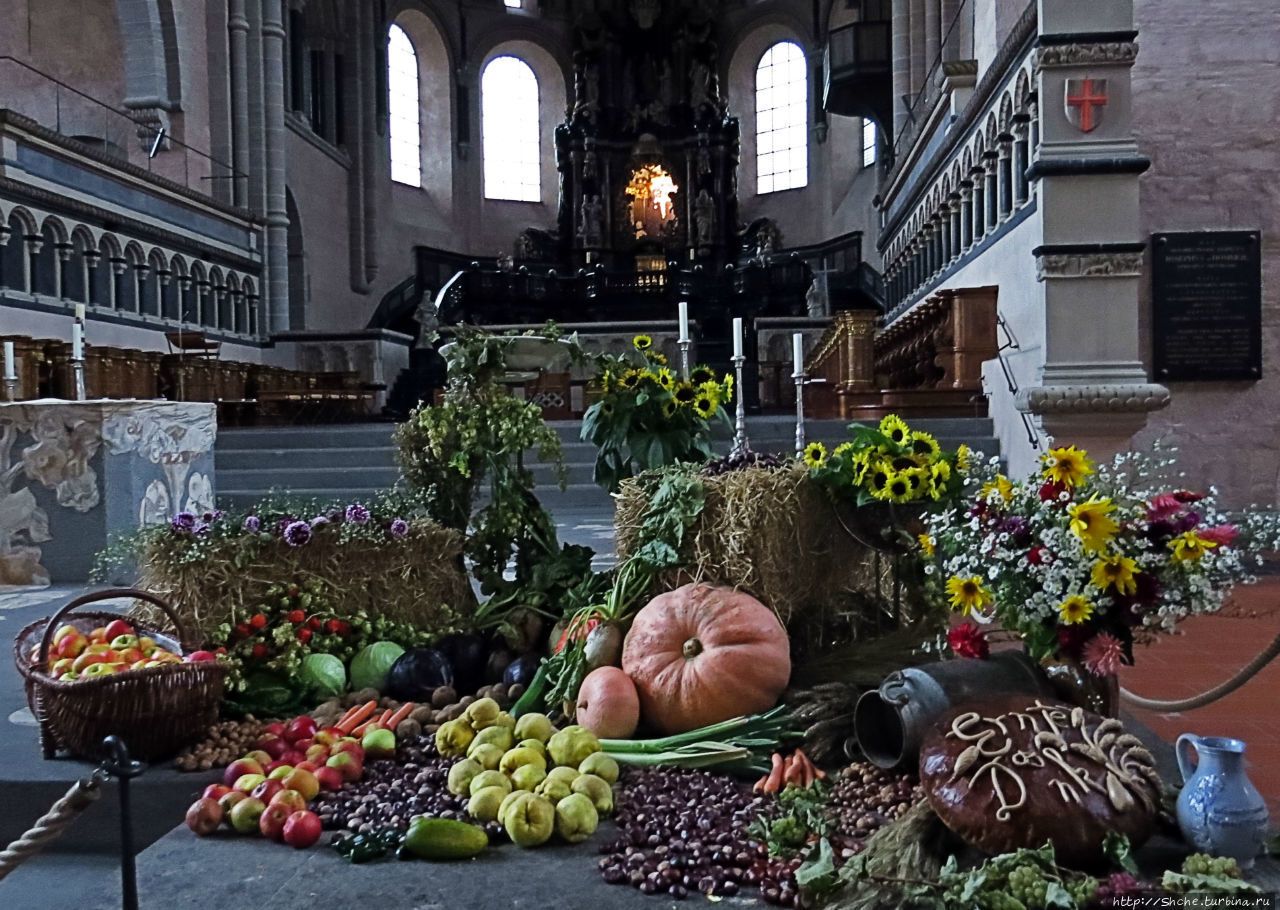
[1039,481,1068,503]
[287,610,305,624]
[308,617,322,630]
[1056,623,1094,657]
[234,623,251,638]
[296,628,313,644]
[325,618,342,634]
[1173,490,1204,504]
[249,613,267,629]
[1198,524,1238,547]
[337,621,352,636]
[287,586,300,598]
[250,643,269,659]
[948,623,989,659]
[214,647,227,655]
[1026,546,1048,566]
[1147,492,1183,521]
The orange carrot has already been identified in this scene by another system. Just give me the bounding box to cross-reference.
[753,775,770,793]
[783,753,805,788]
[378,708,394,727]
[385,702,415,731]
[336,699,378,734]
[794,748,823,783]
[763,752,785,793]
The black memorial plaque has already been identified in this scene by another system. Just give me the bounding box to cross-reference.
[1152,230,1261,381]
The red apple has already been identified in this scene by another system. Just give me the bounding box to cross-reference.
[202,784,232,802]
[183,649,216,662]
[185,798,222,836]
[313,727,345,746]
[71,651,109,673]
[250,778,284,803]
[293,737,316,753]
[52,624,80,645]
[217,790,248,820]
[103,619,134,641]
[280,749,306,767]
[283,810,323,848]
[87,626,109,643]
[325,751,362,783]
[295,760,321,773]
[304,744,330,764]
[281,768,320,802]
[257,736,290,761]
[228,796,266,835]
[222,758,265,788]
[330,740,364,764]
[314,766,344,791]
[266,762,293,778]
[265,721,287,737]
[284,716,318,744]
[258,803,291,841]
[80,662,118,678]
[242,749,273,767]
[53,633,88,660]
[268,789,307,815]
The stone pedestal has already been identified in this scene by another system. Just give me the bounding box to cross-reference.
[0,400,216,585]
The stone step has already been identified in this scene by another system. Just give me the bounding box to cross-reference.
[217,445,399,470]
[217,424,397,449]
[217,466,402,490]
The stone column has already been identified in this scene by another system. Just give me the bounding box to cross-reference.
[84,251,100,306]
[948,193,962,259]
[54,243,71,300]
[969,169,985,241]
[22,235,40,293]
[940,0,960,61]
[262,0,289,333]
[924,0,941,76]
[998,134,1013,217]
[909,0,926,101]
[959,182,973,250]
[110,257,127,310]
[939,206,952,263]
[1013,115,1030,205]
[984,152,998,230]
[891,0,912,140]
[228,0,251,208]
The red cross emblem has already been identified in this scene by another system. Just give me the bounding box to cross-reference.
[1065,78,1108,132]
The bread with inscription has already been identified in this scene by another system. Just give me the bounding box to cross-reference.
[918,696,1162,866]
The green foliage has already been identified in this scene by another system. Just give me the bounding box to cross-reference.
[808,415,969,508]
[750,781,833,857]
[581,337,731,492]
[394,324,569,593]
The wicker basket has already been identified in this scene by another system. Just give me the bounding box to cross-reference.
[14,589,228,762]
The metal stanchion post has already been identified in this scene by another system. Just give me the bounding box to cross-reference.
[101,736,145,910]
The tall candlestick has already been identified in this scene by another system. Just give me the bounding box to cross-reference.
[732,317,743,359]
[3,341,14,380]
[792,333,806,456]
[75,303,85,323]
[678,300,690,343]
[792,333,804,373]
[72,322,84,361]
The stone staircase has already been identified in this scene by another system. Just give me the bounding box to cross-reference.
[215,417,999,512]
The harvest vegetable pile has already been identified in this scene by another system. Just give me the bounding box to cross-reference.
[42,328,1273,906]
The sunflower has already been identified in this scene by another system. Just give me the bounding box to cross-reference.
[661,399,678,419]
[692,393,717,418]
[1068,494,1118,553]
[1091,552,1139,595]
[803,442,827,468]
[1042,445,1094,488]
[648,351,668,365]
[955,443,972,472]
[849,450,871,485]
[1058,594,1095,625]
[655,368,675,391]
[946,575,993,615]
[690,365,716,385]
[879,414,911,447]
[633,334,653,351]
[673,383,697,406]
[720,373,735,401]
[697,381,722,410]
[618,369,641,390]
[910,431,941,460]
[981,474,1014,504]
[866,461,893,498]
[600,371,614,394]
[918,533,936,556]
[892,454,924,473]
[882,470,915,503]
[1168,531,1219,563]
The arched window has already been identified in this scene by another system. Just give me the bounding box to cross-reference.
[388,24,421,187]
[755,41,808,193]
[482,56,540,202]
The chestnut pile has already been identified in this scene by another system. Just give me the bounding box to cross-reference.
[826,761,922,841]
[175,717,271,772]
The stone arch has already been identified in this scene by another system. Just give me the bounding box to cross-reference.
[391,8,454,205]
[1015,68,1032,111]
[225,273,243,333]
[144,247,169,318]
[114,0,182,121]
[8,206,38,238]
[189,260,212,327]
[208,265,228,329]
[39,214,70,247]
[984,112,998,146]
[998,93,1014,132]
[478,39,568,205]
[33,216,67,297]
[241,276,259,336]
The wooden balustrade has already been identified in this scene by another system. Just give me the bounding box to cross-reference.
[800,285,998,419]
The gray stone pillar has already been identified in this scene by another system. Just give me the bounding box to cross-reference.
[998,136,1013,217]
[959,182,973,249]
[983,153,998,230]
[228,0,251,208]
[909,0,926,100]
[1013,116,1030,205]
[891,0,912,141]
[924,0,940,75]
[948,194,962,258]
[969,169,985,241]
[940,0,960,61]
[262,0,289,333]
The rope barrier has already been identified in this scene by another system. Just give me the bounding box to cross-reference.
[0,774,104,881]
[1121,627,1280,712]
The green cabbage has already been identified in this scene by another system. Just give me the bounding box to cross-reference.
[300,652,346,698]
[349,641,405,692]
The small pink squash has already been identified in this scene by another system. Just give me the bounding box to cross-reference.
[575,666,641,739]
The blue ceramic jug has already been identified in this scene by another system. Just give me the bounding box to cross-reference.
[1175,734,1270,868]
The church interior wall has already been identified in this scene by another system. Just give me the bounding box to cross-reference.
[1130,0,1280,507]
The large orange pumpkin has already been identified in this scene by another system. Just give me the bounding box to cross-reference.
[621,583,791,735]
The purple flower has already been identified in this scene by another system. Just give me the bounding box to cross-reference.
[193,523,209,536]
[243,515,261,533]
[171,511,196,532]
[389,518,409,539]
[283,520,312,547]
[202,510,224,523]
[276,518,294,536]
[345,503,371,525]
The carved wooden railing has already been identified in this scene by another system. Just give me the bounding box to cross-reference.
[802,285,998,419]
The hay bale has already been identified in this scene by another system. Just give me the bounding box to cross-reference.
[615,464,930,659]
[133,520,472,642]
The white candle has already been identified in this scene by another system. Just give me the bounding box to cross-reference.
[72,322,83,361]
[793,332,805,373]
[75,303,85,323]
[678,301,690,343]
[732,317,743,359]
[3,341,15,380]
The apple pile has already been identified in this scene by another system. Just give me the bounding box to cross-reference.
[31,619,218,681]
[183,713,392,848]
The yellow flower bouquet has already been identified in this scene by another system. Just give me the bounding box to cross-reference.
[922,443,1280,672]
